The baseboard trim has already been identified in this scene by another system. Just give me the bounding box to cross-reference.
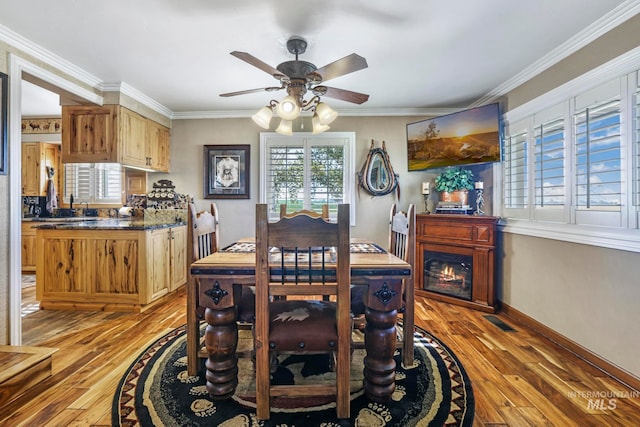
[500,302,640,392]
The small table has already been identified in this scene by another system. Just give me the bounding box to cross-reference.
[189,238,411,402]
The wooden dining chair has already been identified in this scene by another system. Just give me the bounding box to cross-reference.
[186,202,255,376]
[351,203,416,366]
[390,203,416,366]
[186,203,219,375]
[254,203,352,421]
[279,203,329,219]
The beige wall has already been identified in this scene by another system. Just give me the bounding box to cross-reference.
[162,115,451,249]
[501,16,640,379]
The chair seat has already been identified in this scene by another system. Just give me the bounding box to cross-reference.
[269,300,338,352]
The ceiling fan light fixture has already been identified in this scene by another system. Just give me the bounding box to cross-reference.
[315,102,338,125]
[275,119,293,136]
[251,106,273,129]
[312,113,330,134]
[276,95,301,120]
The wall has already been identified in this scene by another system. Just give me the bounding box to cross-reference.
[501,16,640,379]
[164,116,447,249]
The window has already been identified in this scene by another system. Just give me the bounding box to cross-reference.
[259,132,355,222]
[500,61,640,252]
[64,163,122,205]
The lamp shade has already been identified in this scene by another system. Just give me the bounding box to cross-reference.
[251,106,273,129]
[275,119,293,136]
[312,113,330,134]
[276,95,301,120]
[315,102,338,125]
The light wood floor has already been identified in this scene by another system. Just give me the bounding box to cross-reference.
[3,285,640,426]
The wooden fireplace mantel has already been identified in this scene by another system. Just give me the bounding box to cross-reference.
[416,214,499,313]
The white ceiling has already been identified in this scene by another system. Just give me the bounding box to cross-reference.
[1,0,634,118]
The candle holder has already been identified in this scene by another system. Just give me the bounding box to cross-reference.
[423,194,430,214]
[475,188,485,216]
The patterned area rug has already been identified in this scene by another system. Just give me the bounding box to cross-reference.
[112,323,474,426]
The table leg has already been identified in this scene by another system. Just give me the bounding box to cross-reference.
[204,305,238,399]
[362,278,402,401]
[198,278,239,400]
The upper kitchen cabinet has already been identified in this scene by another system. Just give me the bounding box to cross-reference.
[21,142,60,196]
[61,105,118,163]
[61,104,171,172]
[146,119,170,172]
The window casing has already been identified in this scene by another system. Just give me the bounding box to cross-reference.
[63,163,123,205]
[259,132,356,223]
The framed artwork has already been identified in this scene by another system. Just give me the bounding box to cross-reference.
[0,72,7,175]
[204,144,250,199]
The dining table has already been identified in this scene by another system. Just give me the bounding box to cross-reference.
[188,237,412,402]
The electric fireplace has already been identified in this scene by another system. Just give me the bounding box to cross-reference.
[416,214,498,312]
[424,251,473,301]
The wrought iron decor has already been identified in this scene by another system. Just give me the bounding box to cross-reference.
[357,140,399,198]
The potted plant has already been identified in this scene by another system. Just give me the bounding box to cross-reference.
[434,167,474,205]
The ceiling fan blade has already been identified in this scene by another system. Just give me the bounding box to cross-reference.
[230,51,286,80]
[219,86,281,97]
[315,86,370,104]
[313,53,368,82]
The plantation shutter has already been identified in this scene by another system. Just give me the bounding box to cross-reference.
[503,118,529,218]
[64,163,122,204]
[261,133,354,221]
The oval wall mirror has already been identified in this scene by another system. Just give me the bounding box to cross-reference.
[358,140,399,197]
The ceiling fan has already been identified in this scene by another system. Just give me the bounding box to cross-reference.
[220,36,369,106]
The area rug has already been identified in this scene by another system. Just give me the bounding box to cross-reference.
[112,323,474,426]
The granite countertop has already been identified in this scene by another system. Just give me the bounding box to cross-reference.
[32,218,186,230]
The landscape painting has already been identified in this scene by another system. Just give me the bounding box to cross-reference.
[407,103,502,171]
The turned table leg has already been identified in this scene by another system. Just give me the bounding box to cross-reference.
[204,305,238,399]
[362,278,402,401]
[198,278,239,400]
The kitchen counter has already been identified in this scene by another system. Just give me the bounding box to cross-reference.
[32,218,185,230]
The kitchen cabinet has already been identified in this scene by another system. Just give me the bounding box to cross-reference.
[21,142,60,196]
[61,105,118,163]
[119,107,149,169]
[146,119,170,172]
[36,224,187,311]
[21,221,43,272]
[61,105,170,171]
[169,225,187,291]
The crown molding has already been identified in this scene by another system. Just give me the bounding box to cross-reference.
[171,107,460,120]
[102,82,173,119]
[0,23,102,89]
[470,0,640,108]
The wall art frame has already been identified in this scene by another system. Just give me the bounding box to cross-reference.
[204,144,250,199]
[0,72,8,175]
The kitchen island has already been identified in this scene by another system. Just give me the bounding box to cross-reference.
[35,219,187,312]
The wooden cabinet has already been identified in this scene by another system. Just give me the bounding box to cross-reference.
[36,224,187,311]
[146,119,170,172]
[169,225,187,291]
[21,142,60,196]
[21,222,43,272]
[61,105,170,171]
[119,108,149,169]
[61,105,118,163]
[125,169,147,195]
[416,214,498,313]
[147,228,171,301]
[146,225,187,300]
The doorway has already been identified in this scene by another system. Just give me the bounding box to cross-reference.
[7,54,103,345]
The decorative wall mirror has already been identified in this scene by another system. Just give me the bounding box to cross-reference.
[358,140,400,197]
